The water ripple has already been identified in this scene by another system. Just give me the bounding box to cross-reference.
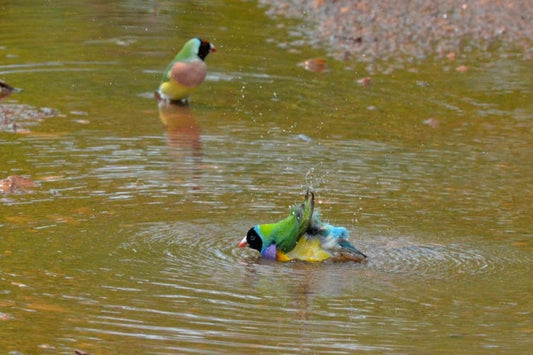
[130,221,243,274]
[76,224,532,353]
[131,222,531,285]
[0,61,117,75]
[364,237,532,279]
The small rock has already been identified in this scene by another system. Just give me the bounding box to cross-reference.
[0,175,37,194]
[299,58,326,73]
[446,52,456,61]
[356,76,372,87]
[423,117,440,128]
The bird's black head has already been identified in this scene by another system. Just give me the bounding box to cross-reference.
[197,38,215,61]
[246,228,263,253]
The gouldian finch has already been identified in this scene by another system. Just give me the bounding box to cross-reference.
[157,38,216,103]
[239,190,367,263]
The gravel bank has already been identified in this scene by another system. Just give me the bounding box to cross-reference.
[260,0,533,63]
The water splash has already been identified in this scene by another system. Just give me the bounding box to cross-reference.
[304,162,330,192]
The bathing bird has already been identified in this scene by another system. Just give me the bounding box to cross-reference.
[239,190,367,262]
[157,38,216,103]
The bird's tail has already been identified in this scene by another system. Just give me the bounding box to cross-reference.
[309,213,367,259]
[338,239,367,258]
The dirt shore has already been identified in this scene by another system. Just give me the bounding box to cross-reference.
[260,0,533,63]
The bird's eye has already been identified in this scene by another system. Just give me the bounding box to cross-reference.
[249,234,256,241]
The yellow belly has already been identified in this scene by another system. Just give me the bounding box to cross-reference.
[277,236,331,262]
[159,81,197,101]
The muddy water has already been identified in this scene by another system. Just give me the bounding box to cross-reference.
[1,1,532,354]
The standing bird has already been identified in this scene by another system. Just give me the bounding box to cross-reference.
[157,38,216,103]
[239,190,367,263]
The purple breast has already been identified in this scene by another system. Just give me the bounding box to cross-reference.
[262,244,277,259]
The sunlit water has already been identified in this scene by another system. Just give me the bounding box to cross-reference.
[1,1,532,354]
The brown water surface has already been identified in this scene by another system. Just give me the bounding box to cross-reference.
[1,1,532,354]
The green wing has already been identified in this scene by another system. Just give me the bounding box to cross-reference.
[161,38,200,83]
[257,214,299,253]
[258,190,315,253]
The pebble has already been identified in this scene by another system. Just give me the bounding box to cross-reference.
[260,0,533,63]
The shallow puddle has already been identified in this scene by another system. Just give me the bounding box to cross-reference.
[1,1,532,354]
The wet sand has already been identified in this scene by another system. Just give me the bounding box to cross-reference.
[260,0,533,62]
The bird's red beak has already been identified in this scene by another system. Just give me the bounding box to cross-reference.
[210,45,216,53]
[238,236,248,248]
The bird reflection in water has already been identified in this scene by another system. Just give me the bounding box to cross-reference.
[157,98,202,190]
